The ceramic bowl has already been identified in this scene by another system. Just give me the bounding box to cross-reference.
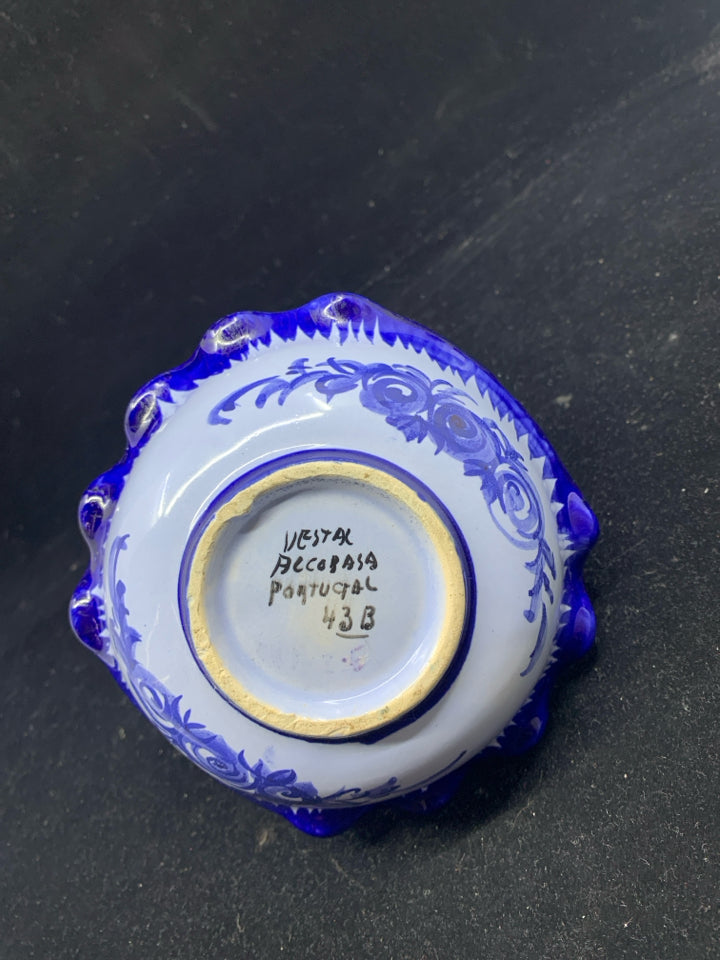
[70,293,598,835]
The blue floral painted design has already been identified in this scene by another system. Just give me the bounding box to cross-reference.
[210,357,555,676]
[106,533,466,818]
[70,292,598,836]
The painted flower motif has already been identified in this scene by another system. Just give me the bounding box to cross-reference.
[182,734,249,781]
[134,671,169,717]
[430,400,498,460]
[359,365,433,417]
[488,463,543,544]
[208,355,555,634]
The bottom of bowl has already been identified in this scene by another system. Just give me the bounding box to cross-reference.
[181,451,471,740]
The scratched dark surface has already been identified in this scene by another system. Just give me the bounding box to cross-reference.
[2,1,720,957]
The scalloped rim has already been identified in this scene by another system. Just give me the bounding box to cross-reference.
[69,292,599,836]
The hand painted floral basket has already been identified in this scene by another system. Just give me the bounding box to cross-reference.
[70,293,598,835]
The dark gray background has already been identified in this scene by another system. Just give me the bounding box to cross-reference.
[2,2,719,957]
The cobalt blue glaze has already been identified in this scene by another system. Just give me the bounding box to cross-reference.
[70,293,599,836]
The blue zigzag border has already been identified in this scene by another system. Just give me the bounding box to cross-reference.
[69,293,599,836]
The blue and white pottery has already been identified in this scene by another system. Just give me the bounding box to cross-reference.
[70,293,598,836]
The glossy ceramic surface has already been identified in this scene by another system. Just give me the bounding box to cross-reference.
[70,293,598,835]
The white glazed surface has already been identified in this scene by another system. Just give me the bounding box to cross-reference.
[185,465,466,733]
[102,326,568,802]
